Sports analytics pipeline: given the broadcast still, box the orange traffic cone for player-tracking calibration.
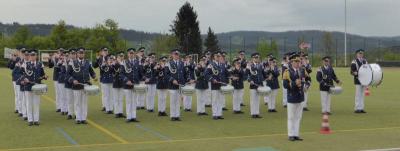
[365,87,370,96]
[320,113,331,134]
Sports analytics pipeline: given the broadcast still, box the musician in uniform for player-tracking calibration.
[208,51,225,120]
[183,54,196,112]
[49,48,63,112]
[281,52,290,108]
[237,50,247,106]
[230,58,245,114]
[99,53,114,114]
[204,51,212,107]
[265,57,280,112]
[93,47,110,111]
[57,49,69,115]
[136,47,146,109]
[166,49,187,121]
[195,56,209,115]
[122,48,139,122]
[316,56,341,115]
[220,51,230,111]
[351,49,368,113]
[144,53,157,112]
[65,48,77,120]
[263,53,273,105]
[112,51,126,119]
[247,53,265,118]
[16,49,30,120]
[155,56,169,116]
[300,53,312,111]
[283,53,308,141]
[67,47,96,124]
[8,47,23,114]
[19,49,47,126]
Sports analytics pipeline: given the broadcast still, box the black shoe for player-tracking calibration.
[294,136,303,141]
[323,112,332,115]
[28,122,33,126]
[360,110,367,113]
[115,114,122,118]
[170,117,176,121]
[175,117,181,121]
[303,108,309,111]
[212,116,219,120]
[14,110,18,113]
[222,108,228,111]
[233,111,244,114]
[264,102,268,105]
[252,115,262,118]
[283,105,287,108]
[205,105,211,107]
[61,112,66,115]
[18,113,23,117]
[56,109,61,112]
[158,112,163,116]
[76,120,81,124]
[101,107,106,111]
[81,120,87,124]
[162,112,168,116]
[136,107,141,110]
[140,107,145,109]
[354,110,361,113]
[288,136,296,141]
[34,122,40,126]
[106,111,113,114]
[217,116,224,119]
[67,115,73,120]
[269,109,277,112]
[23,117,27,121]
[240,103,246,106]
[147,109,154,112]
[184,109,192,112]
[126,119,132,123]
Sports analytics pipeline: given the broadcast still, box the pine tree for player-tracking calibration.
[170,2,202,55]
[204,27,219,52]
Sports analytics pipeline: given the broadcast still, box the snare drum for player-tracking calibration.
[84,85,100,95]
[257,86,271,96]
[181,85,195,96]
[134,84,147,94]
[329,86,343,95]
[220,85,234,95]
[31,84,48,95]
[358,63,383,86]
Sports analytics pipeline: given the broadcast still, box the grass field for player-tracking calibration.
[0,67,399,151]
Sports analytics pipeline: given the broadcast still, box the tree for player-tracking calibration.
[204,27,219,52]
[50,20,69,49]
[11,26,32,47]
[151,34,178,56]
[322,32,334,56]
[170,2,202,55]
[256,38,270,59]
[104,19,120,50]
[26,36,54,49]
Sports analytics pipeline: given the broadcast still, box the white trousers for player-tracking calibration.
[146,84,156,110]
[196,89,207,113]
[58,83,68,112]
[73,90,88,121]
[55,81,61,110]
[282,83,288,106]
[355,85,366,110]
[124,89,137,119]
[205,82,212,105]
[250,89,260,115]
[25,91,40,122]
[136,93,146,108]
[65,88,74,116]
[169,90,181,118]
[221,93,226,108]
[233,89,244,111]
[211,90,223,116]
[157,89,168,112]
[101,83,113,112]
[183,95,192,110]
[267,89,279,110]
[20,90,27,117]
[287,103,304,137]
[13,82,20,111]
[113,88,124,114]
[320,91,331,113]
[302,91,309,108]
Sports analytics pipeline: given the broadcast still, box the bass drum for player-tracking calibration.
[358,64,383,86]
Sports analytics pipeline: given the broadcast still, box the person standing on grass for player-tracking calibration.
[68,47,96,124]
[207,51,225,120]
[155,56,169,116]
[246,52,265,119]
[230,58,246,114]
[65,48,77,120]
[20,49,47,126]
[351,49,368,113]
[281,52,290,108]
[283,53,308,141]
[316,56,341,115]
[183,54,196,112]
[92,47,110,112]
[300,53,312,111]
[48,48,63,113]
[122,48,139,122]
[8,47,23,115]
[237,50,248,107]
[194,56,209,116]
[144,53,158,112]
[265,56,280,113]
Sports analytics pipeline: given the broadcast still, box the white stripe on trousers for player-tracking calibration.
[233,89,244,111]
[302,91,309,108]
[250,89,260,115]
[169,90,181,118]
[25,91,40,122]
[157,89,168,112]
[205,82,212,105]
[146,84,156,110]
[183,95,192,110]
[65,88,74,116]
[320,91,331,113]
[355,85,366,110]
[20,90,27,117]
[101,83,113,112]
[196,89,206,113]
[267,89,278,110]
[211,90,223,116]
[287,102,303,137]
[13,82,20,111]
[73,90,88,121]
[55,81,60,110]
[58,83,68,112]
[113,88,124,114]
[124,89,136,119]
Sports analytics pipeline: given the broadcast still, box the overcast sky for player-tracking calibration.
[0,0,399,37]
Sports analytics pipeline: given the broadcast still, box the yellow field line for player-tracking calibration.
[1,74,129,144]
[2,126,400,151]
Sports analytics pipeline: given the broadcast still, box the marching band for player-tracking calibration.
[8,46,383,142]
